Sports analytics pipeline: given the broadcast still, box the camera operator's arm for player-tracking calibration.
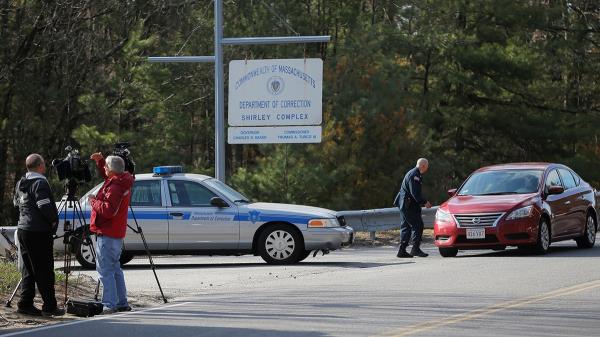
[33,179,59,227]
[90,184,128,220]
[91,152,108,180]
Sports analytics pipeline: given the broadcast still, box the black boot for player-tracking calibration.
[410,243,428,257]
[397,245,413,258]
[42,307,65,317]
[17,305,42,316]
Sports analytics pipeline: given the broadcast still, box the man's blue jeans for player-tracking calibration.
[95,236,128,310]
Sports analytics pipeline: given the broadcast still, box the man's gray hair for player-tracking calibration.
[105,155,125,174]
[416,158,429,167]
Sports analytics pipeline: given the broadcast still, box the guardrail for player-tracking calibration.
[338,206,438,235]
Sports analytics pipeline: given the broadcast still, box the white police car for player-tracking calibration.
[68,166,354,268]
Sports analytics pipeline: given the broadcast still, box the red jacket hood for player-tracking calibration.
[442,193,538,214]
[110,172,135,189]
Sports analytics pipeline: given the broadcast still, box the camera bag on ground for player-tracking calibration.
[66,299,103,317]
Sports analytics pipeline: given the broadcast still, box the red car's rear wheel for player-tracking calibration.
[575,213,596,249]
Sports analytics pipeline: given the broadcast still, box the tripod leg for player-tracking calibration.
[62,198,82,305]
[73,201,102,302]
[94,280,101,301]
[129,205,167,303]
[5,278,22,308]
[73,200,98,263]
[63,222,71,305]
[137,227,167,303]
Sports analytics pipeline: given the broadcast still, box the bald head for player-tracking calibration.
[26,154,46,174]
[416,158,429,174]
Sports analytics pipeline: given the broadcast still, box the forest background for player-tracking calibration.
[1,0,599,224]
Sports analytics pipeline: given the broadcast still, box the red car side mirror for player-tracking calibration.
[547,185,565,195]
[447,188,457,197]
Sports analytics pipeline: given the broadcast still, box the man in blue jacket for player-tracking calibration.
[394,158,432,258]
[13,154,64,317]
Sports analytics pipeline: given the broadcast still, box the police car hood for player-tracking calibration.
[246,202,337,218]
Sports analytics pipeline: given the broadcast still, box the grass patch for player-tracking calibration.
[0,261,67,298]
[0,261,21,297]
[55,270,66,283]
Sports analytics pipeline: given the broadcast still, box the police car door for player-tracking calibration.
[166,179,239,250]
[125,179,169,250]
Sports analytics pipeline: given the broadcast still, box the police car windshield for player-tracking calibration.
[458,169,543,196]
[203,179,251,203]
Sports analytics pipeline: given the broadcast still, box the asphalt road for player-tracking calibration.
[2,237,600,337]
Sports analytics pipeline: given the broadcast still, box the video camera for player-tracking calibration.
[112,142,135,176]
[52,146,92,182]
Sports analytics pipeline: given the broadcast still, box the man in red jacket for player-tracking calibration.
[89,153,134,314]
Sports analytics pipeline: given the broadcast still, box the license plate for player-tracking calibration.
[466,228,485,239]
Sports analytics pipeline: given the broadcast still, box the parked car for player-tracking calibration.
[434,163,597,257]
[1,166,353,268]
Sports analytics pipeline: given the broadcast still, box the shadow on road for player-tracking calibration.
[122,261,413,270]
[152,308,345,320]
[62,260,413,272]
[0,322,331,337]
[455,245,600,258]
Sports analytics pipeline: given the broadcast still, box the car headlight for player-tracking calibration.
[308,218,339,228]
[506,205,534,220]
[435,209,453,223]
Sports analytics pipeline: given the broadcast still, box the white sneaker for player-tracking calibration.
[101,307,117,315]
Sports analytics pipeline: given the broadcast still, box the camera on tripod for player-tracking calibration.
[52,146,92,183]
[112,142,135,175]
[51,146,92,256]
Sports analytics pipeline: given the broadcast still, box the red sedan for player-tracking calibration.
[434,163,598,257]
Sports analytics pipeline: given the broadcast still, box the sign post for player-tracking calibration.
[148,0,329,182]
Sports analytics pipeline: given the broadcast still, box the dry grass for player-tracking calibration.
[0,264,99,329]
[0,261,21,298]
[353,229,434,247]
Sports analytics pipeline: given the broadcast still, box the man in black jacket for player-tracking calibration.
[13,154,64,317]
[393,158,432,258]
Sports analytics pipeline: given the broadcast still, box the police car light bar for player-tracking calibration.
[153,166,184,175]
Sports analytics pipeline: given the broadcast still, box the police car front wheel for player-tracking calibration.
[258,224,303,264]
[76,240,96,269]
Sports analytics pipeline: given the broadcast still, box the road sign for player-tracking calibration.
[228,58,323,126]
[228,126,322,144]
[149,0,330,181]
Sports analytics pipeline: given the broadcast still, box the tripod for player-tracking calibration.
[92,200,168,303]
[56,179,95,305]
